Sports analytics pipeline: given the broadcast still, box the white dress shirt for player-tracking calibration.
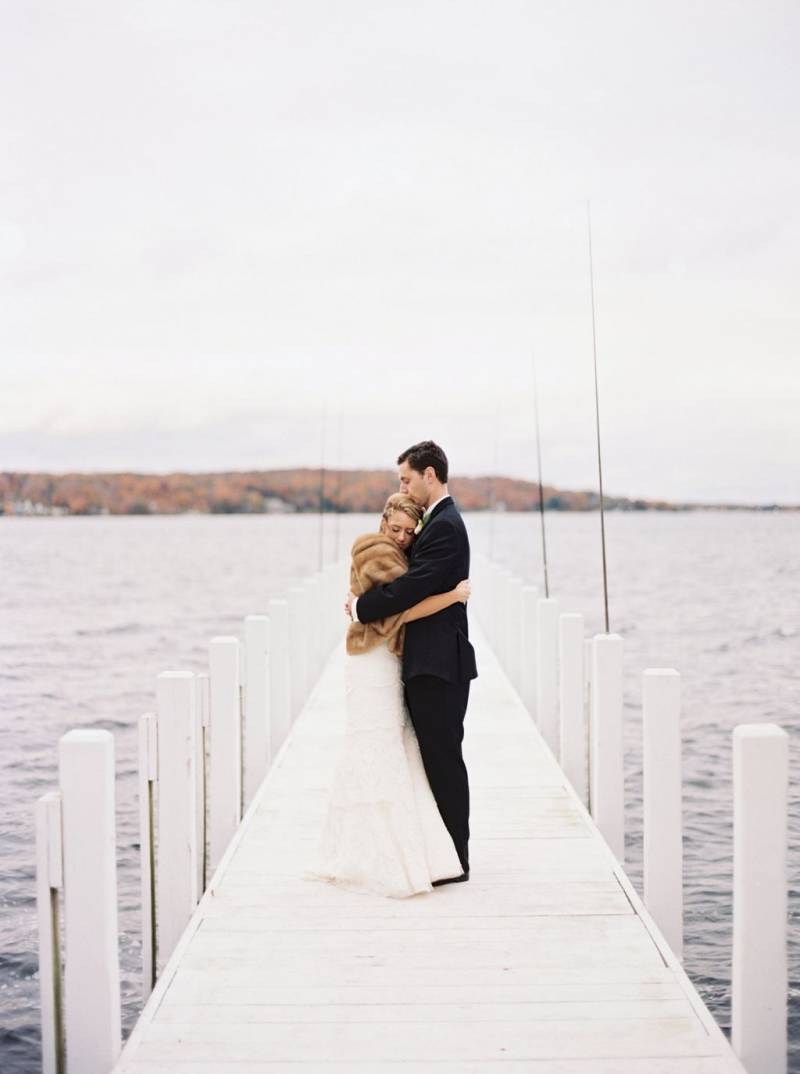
[422,493,450,519]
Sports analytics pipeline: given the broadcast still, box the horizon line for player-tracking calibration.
[3,465,798,511]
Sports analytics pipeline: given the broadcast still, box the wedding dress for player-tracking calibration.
[310,641,463,898]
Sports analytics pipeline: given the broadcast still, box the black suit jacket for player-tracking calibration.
[355,496,478,684]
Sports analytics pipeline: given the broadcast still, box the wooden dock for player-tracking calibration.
[113,623,747,1073]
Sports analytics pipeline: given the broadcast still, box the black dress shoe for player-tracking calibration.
[432,870,469,887]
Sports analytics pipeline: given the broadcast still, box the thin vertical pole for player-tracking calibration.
[587,201,610,634]
[146,778,156,973]
[318,409,326,571]
[197,672,210,894]
[489,400,499,559]
[333,409,343,561]
[532,352,550,598]
[137,712,157,998]
[35,789,65,1074]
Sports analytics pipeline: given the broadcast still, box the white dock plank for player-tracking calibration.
[112,624,745,1073]
[131,1017,719,1062]
[155,999,694,1023]
[116,1060,739,1074]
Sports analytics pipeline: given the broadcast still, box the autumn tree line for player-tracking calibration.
[0,468,760,517]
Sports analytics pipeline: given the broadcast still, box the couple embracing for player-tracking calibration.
[311,440,478,898]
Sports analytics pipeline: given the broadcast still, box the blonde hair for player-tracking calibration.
[381,492,423,527]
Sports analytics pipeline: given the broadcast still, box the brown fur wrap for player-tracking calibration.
[346,532,409,657]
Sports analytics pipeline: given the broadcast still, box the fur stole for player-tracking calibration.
[346,532,409,657]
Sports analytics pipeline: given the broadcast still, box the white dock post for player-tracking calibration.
[519,585,539,717]
[489,562,503,653]
[317,570,329,669]
[300,579,314,691]
[208,637,242,875]
[469,554,484,626]
[288,585,309,718]
[480,560,492,641]
[732,723,788,1074]
[536,597,560,755]
[305,575,318,684]
[303,578,316,695]
[196,673,209,895]
[472,555,487,631]
[320,567,331,654]
[335,560,347,651]
[244,615,270,809]
[483,561,495,650]
[155,672,199,970]
[327,562,343,653]
[322,564,334,654]
[336,560,347,641]
[505,575,523,690]
[305,574,321,688]
[642,669,683,959]
[269,598,292,752]
[479,559,491,638]
[329,566,338,653]
[584,637,594,812]
[35,789,64,1074]
[58,729,121,1074]
[137,712,157,998]
[590,633,624,861]
[559,613,586,805]
[494,566,511,672]
[330,563,346,658]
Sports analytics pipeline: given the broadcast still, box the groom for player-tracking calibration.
[346,440,477,883]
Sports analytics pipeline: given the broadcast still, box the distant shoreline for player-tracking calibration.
[1,468,797,516]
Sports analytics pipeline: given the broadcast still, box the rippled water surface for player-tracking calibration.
[1,512,797,1072]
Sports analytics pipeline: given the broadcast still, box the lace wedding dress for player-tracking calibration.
[309,641,463,898]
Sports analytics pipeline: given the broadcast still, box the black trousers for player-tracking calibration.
[404,675,471,873]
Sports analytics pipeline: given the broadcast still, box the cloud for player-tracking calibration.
[1,0,798,502]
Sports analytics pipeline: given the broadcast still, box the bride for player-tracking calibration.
[310,492,470,898]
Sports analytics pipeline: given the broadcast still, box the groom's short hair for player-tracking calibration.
[397,440,449,484]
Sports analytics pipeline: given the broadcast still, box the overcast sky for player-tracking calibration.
[2,1,798,503]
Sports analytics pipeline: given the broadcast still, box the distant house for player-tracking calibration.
[264,497,296,513]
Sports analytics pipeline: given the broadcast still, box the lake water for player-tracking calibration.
[1,511,797,1072]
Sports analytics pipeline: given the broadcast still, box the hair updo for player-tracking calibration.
[381,492,423,527]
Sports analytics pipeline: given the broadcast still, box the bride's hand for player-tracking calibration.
[455,579,471,603]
